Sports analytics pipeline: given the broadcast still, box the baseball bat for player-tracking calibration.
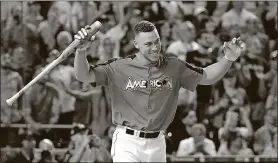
[6,21,102,106]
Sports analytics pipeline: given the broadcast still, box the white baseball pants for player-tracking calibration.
[111,125,167,162]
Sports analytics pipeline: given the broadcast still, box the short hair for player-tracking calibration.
[179,107,194,119]
[134,20,156,36]
[57,31,72,44]
[179,21,195,30]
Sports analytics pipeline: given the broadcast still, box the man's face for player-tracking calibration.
[246,19,259,33]
[192,128,205,144]
[247,37,263,55]
[232,1,244,11]
[198,32,215,48]
[22,136,36,154]
[58,36,71,50]
[134,29,161,63]
[30,3,41,13]
[182,110,197,126]
[12,47,25,69]
[226,111,239,128]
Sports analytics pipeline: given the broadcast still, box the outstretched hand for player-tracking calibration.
[223,37,243,62]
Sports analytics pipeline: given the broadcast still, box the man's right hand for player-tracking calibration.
[74,26,97,50]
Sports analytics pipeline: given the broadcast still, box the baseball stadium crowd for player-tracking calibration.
[1,1,277,162]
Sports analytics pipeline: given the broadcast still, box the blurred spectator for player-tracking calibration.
[265,50,277,110]
[177,87,197,110]
[158,21,172,52]
[218,108,253,155]
[47,31,75,126]
[66,81,94,126]
[206,64,250,149]
[256,1,278,41]
[98,22,128,59]
[221,1,257,29]
[242,36,271,130]
[186,29,217,122]
[37,3,70,65]
[217,131,254,156]
[253,109,277,156]
[63,124,111,162]
[49,1,71,32]
[24,66,61,144]
[241,17,270,60]
[91,86,112,136]
[37,139,57,163]
[1,53,24,147]
[166,21,199,61]
[102,125,116,151]
[2,3,26,52]
[3,129,36,163]
[185,6,210,34]
[24,1,43,68]
[45,31,76,146]
[71,1,85,34]
[167,107,197,154]
[176,123,216,156]
[9,45,33,85]
[1,53,24,124]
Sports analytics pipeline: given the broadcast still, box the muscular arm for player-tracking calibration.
[199,57,233,85]
[74,49,96,83]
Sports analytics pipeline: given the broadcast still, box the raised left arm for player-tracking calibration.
[199,37,242,85]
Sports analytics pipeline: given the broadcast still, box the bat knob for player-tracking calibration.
[6,92,21,106]
[6,98,13,106]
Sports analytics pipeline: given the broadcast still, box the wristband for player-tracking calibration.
[224,55,235,62]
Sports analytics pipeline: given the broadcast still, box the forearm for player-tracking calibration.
[258,79,268,99]
[23,108,37,124]
[74,49,91,82]
[221,123,230,140]
[265,95,274,109]
[243,117,254,137]
[237,67,251,87]
[207,104,223,118]
[201,57,233,85]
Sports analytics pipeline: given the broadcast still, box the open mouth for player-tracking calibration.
[150,52,158,56]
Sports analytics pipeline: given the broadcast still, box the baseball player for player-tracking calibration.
[73,20,243,162]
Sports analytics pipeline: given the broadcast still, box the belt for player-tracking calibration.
[125,128,160,138]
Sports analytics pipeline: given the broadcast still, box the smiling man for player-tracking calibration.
[73,20,243,162]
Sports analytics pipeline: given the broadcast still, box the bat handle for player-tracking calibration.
[6,91,23,106]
